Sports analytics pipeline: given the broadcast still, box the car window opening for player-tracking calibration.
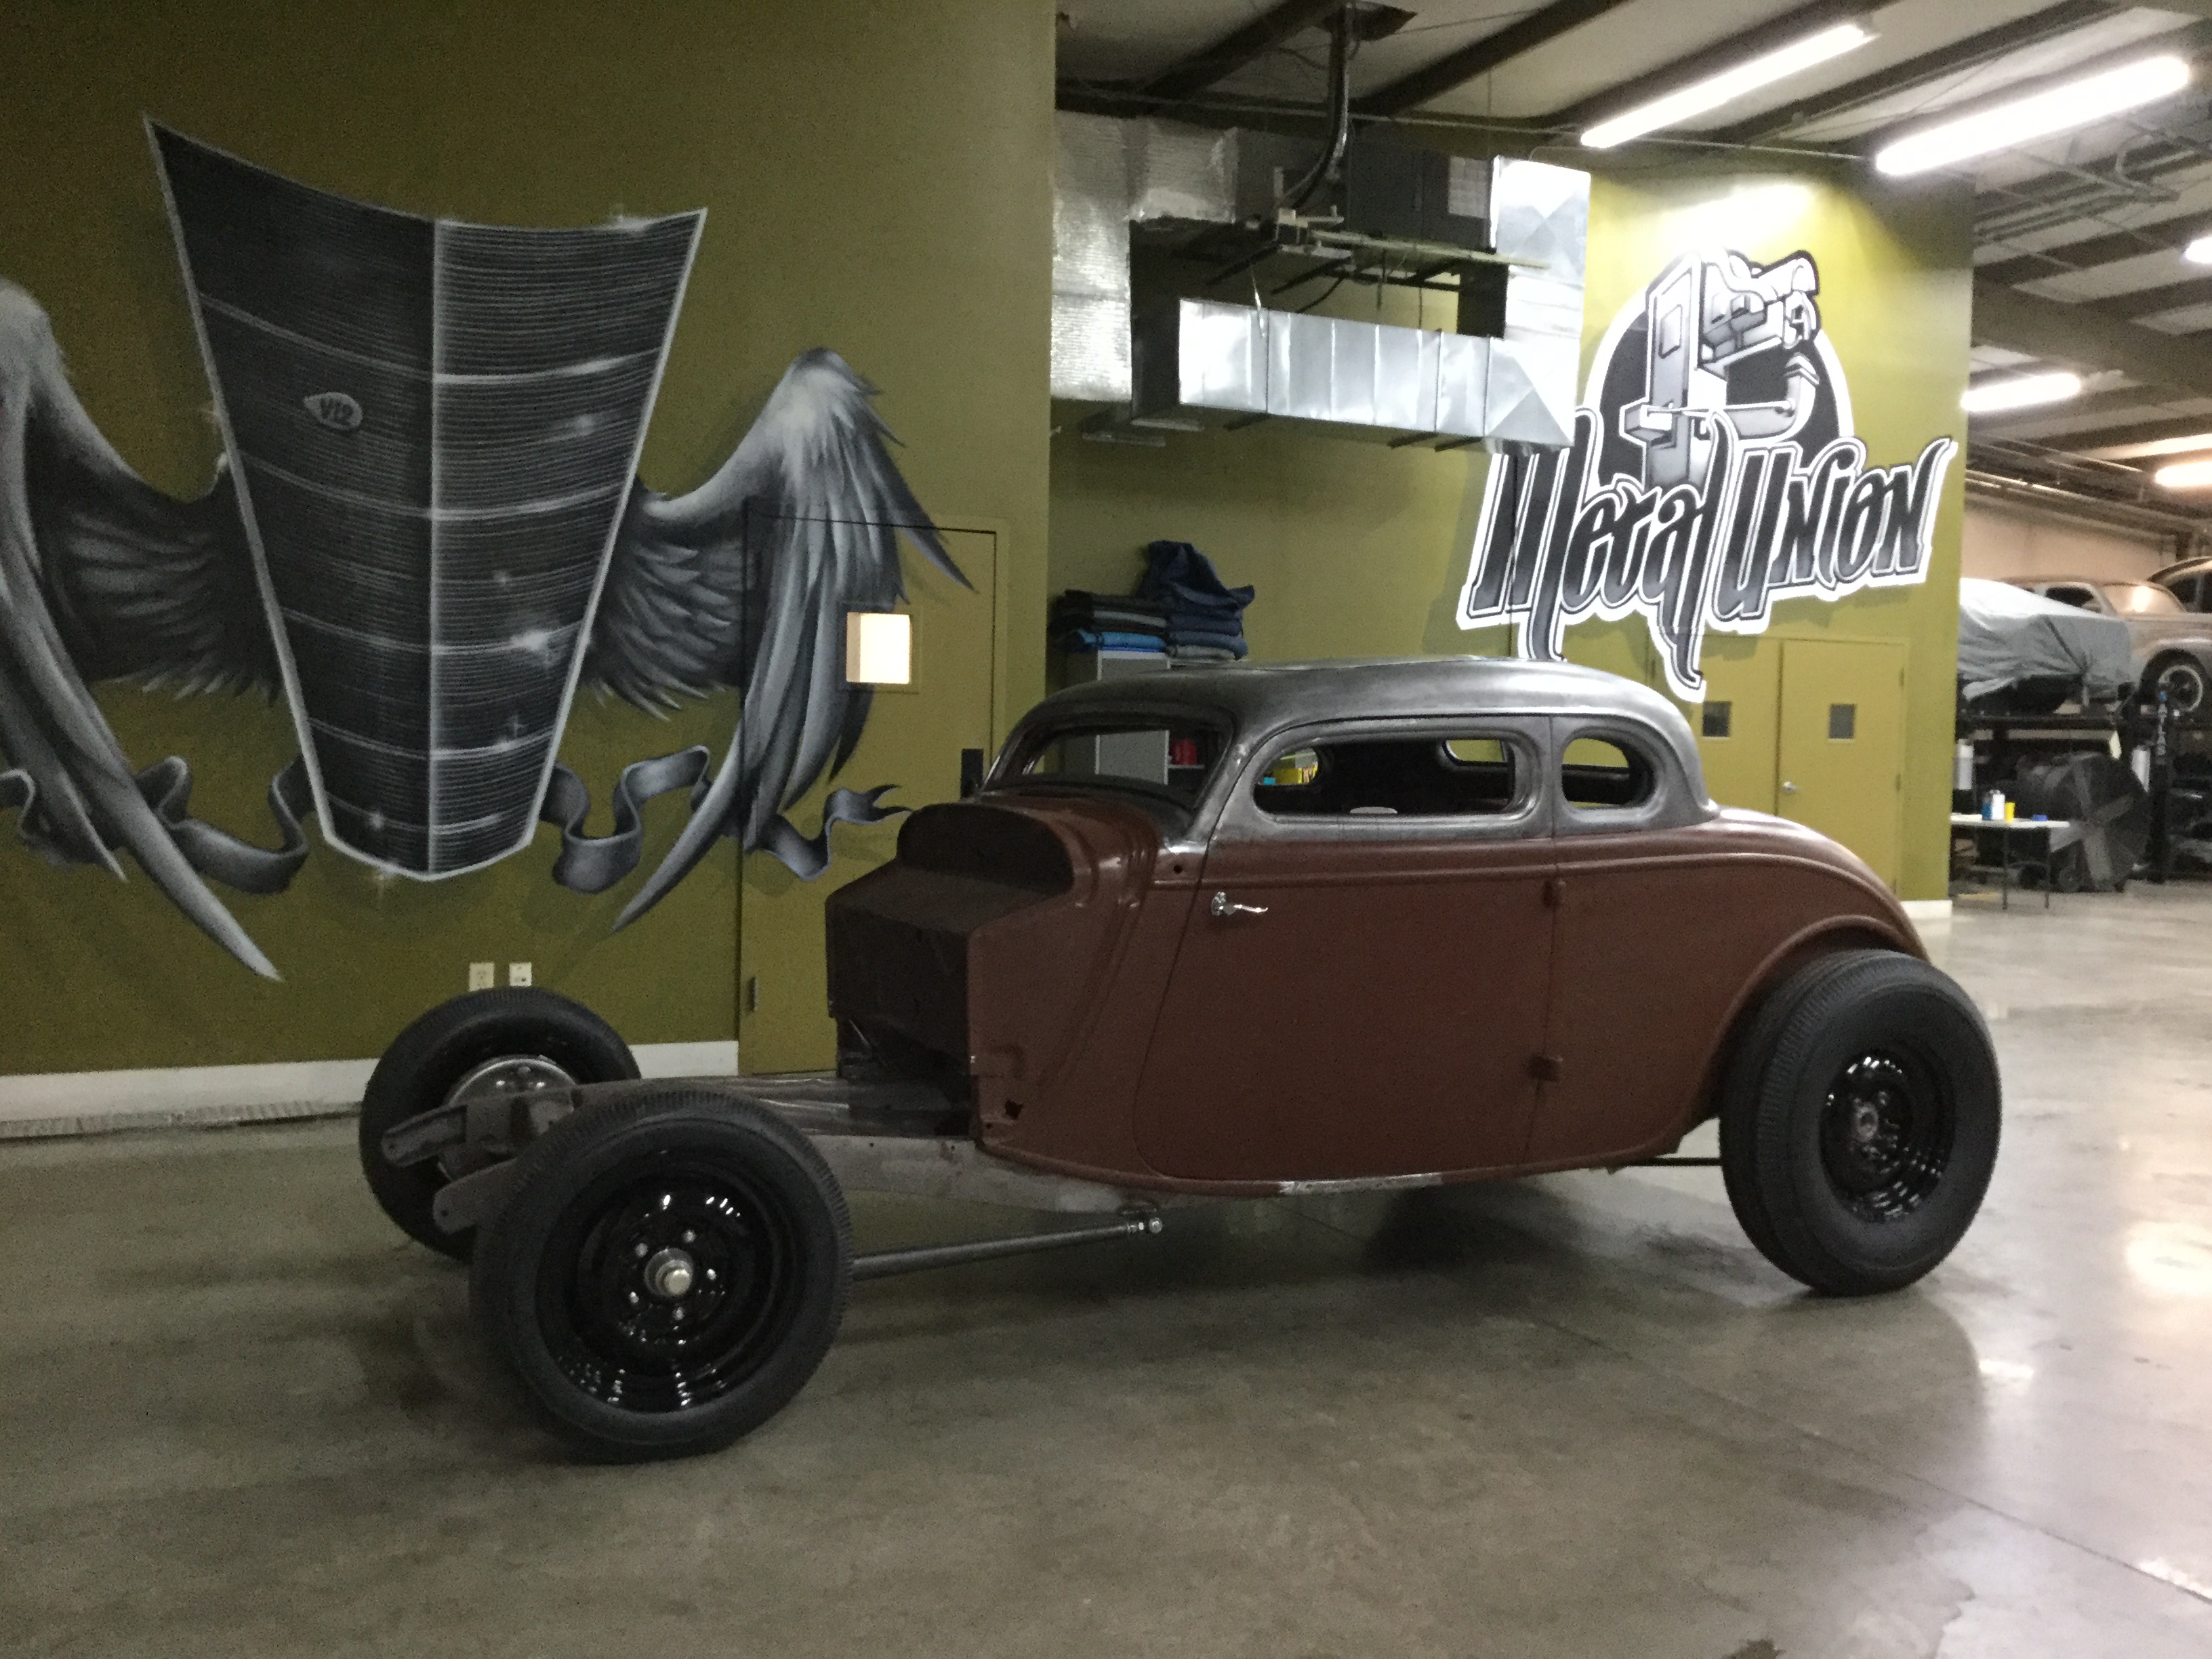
[1560,735,1654,810]
[1014,722,1225,810]
[1256,734,1521,818]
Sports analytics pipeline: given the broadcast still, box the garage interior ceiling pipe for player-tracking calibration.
[1964,469,2208,546]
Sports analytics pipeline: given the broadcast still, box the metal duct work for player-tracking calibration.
[1051,113,1234,403]
[1130,157,1589,447]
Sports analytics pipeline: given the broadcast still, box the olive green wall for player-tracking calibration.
[0,0,1053,1074]
[1051,161,1972,901]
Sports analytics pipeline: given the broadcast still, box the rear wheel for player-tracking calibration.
[470,1089,851,1460]
[359,989,638,1261]
[1719,951,2000,1295]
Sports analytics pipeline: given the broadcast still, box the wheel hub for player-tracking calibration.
[1819,1050,1954,1223]
[644,1248,696,1299]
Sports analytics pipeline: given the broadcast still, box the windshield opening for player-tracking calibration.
[2107,583,2183,616]
[996,718,1229,811]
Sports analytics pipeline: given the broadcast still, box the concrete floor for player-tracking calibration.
[5,893,2212,1658]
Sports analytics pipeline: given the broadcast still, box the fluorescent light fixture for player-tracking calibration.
[1875,55,2192,177]
[844,610,912,685]
[2186,234,2212,266]
[1960,371,2081,414]
[2154,458,2212,491]
[1581,22,1875,149]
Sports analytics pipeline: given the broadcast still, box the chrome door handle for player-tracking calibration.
[1781,781,1800,794]
[1210,891,1269,919]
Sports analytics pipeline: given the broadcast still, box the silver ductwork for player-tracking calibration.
[1129,159,1589,446]
[1051,106,1590,449]
[1051,113,1235,404]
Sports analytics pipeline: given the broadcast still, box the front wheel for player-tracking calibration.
[359,989,640,1261]
[2150,655,2208,715]
[470,1088,852,1460]
[1719,951,2000,1296]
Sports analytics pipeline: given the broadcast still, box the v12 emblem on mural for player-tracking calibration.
[1457,247,1955,700]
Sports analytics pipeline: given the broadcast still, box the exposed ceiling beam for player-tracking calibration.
[1978,211,2212,288]
[2099,272,2212,322]
[1974,275,2212,399]
[1549,0,1871,132]
[2059,411,2212,453]
[1969,385,2162,432]
[1355,0,1636,119]
[1707,0,2116,146]
[1139,0,1348,103]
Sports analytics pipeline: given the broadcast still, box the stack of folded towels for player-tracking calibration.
[1141,539,1252,662]
[1050,589,1170,657]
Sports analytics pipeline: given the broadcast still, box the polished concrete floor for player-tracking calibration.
[5,892,2212,1658]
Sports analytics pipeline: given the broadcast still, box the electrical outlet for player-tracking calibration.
[468,962,495,991]
[508,962,533,987]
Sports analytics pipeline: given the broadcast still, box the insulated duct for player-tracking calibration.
[1130,159,1589,446]
[1051,113,1235,403]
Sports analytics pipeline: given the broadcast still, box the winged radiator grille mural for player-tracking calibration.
[0,123,967,979]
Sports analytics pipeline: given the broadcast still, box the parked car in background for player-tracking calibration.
[2005,577,2212,713]
[2151,555,2212,615]
[1958,578,2133,715]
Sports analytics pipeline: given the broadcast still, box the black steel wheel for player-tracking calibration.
[1720,950,2000,1296]
[470,1089,851,1459]
[359,989,639,1261]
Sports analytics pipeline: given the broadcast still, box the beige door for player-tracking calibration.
[737,526,997,1073]
[1690,640,1780,812]
[1777,638,1907,889]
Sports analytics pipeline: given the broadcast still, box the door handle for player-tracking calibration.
[1781,781,1800,794]
[1209,891,1269,920]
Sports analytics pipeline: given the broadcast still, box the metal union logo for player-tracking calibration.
[1456,248,1956,700]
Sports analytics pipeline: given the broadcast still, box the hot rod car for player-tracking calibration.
[359,658,1999,1458]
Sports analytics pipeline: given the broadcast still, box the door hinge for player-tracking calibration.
[744,976,760,1015]
[1530,1053,1565,1083]
[1542,876,1565,909]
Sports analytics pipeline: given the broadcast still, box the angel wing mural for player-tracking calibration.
[0,125,966,979]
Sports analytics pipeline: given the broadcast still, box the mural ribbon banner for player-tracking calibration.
[1458,247,1956,700]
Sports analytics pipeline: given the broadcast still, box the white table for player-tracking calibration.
[1949,813,2087,909]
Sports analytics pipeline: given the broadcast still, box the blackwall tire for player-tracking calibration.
[1719,951,2000,1296]
[359,989,639,1261]
[469,1089,851,1460]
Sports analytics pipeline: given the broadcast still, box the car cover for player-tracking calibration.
[1957,577,2133,703]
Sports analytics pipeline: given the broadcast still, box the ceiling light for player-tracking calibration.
[2186,234,2212,265]
[1581,22,1876,149]
[1875,56,2192,177]
[2154,458,2212,491]
[1961,371,2082,414]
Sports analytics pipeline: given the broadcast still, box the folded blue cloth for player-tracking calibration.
[1054,629,1168,655]
[1168,627,1248,651]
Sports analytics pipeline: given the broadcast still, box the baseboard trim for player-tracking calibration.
[0,1040,740,1140]
[1902,899,1953,920]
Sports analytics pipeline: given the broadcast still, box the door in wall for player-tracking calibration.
[1776,638,1907,889]
[737,525,997,1074]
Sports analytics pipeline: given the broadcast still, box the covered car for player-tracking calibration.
[1958,577,2133,713]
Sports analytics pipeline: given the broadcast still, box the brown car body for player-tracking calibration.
[827,658,1920,1198]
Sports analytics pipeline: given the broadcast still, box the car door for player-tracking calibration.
[1530,720,1768,1166]
[1132,718,1555,1183]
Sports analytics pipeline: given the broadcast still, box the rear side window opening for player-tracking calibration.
[1254,733,1523,818]
[1559,735,1656,811]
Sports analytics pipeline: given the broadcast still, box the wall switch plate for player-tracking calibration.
[468,962,495,991]
[508,962,533,987]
